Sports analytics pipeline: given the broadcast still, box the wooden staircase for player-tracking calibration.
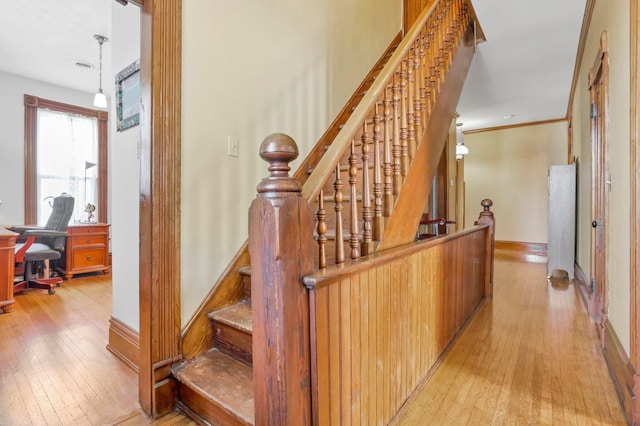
[171,34,403,426]
[173,279,255,424]
[172,0,484,424]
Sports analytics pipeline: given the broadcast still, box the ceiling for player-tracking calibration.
[0,0,585,132]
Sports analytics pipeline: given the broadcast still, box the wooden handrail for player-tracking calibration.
[304,224,488,290]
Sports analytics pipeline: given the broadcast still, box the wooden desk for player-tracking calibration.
[0,227,17,313]
[57,223,110,280]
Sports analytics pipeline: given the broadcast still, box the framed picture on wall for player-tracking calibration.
[115,59,140,132]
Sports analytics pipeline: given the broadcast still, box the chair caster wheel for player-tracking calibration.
[56,282,62,287]
[48,289,55,295]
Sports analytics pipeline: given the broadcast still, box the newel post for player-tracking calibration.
[475,199,495,297]
[249,133,313,425]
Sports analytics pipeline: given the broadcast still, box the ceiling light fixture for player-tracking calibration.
[93,35,109,108]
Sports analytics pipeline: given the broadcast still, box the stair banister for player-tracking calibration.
[300,0,442,203]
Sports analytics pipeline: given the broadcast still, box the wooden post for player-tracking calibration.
[249,133,313,425]
[475,199,495,297]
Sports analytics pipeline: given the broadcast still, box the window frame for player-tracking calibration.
[24,94,108,224]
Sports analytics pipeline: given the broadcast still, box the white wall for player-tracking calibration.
[0,70,98,225]
[109,3,141,331]
[571,0,630,353]
[181,0,402,325]
[463,121,568,243]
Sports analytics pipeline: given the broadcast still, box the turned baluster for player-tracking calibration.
[372,103,384,241]
[348,141,360,259]
[334,164,345,264]
[413,42,423,147]
[400,63,410,178]
[316,190,327,269]
[418,31,429,126]
[407,53,417,161]
[361,121,373,255]
[383,87,394,218]
[392,73,402,196]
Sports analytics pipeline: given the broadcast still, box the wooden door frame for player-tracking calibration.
[131,0,182,417]
[588,31,609,343]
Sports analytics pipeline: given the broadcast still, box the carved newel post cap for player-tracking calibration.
[257,133,302,194]
[481,199,493,212]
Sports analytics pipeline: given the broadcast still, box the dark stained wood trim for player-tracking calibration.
[574,261,590,311]
[602,320,635,423]
[566,0,597,120]
[23,95,108,224]
[462,118,567,135]
[138,0,182,417]
[494,240,548,255]
[631,0,640,422]
[107,316,140,373]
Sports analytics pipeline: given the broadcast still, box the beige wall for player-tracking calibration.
[463,122,568,244]
[181,0,402,325]
[570,0,631,353]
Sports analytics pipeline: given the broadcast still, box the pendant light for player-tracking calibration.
[93,35,109,108]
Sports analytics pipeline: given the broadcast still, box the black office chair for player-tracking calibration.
[11,194,74,295]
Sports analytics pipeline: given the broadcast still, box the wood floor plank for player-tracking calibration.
[0,273,140,425]
[394,259,627,425]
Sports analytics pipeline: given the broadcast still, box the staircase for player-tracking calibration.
[172,0,483,423]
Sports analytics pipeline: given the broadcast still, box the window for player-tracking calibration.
[24,95,108,225]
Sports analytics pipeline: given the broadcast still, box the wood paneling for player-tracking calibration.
[108,316,140,373]
[305,225,489,425]
[138,0,182,417]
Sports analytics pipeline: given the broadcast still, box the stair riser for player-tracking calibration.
[179,385,253,426]
[213,322,253,365]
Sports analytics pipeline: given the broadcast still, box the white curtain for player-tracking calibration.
[36,109,98,225]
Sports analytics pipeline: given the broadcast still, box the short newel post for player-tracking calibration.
[475,199,495,297]
[249,133,313,425]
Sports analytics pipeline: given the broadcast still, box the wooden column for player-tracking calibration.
[138,0,182,417]
[249,134,313,425]
[475,199,495,297]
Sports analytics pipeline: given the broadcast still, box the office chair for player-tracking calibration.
[11,194,74,295]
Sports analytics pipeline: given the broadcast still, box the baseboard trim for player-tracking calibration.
[602,319,634,423]
[494,240,547,263]
[107,316,140,373]
[573,262,590,309]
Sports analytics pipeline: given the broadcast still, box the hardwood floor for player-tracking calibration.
[0,273,140,425]
[1,259,627,425]
[394,259,627,425]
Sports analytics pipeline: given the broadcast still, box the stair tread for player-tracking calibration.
[238,266,251,276]
[174,349,254,424]
[209,300,253,334]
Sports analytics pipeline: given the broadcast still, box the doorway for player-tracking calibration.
[588,30,609,346]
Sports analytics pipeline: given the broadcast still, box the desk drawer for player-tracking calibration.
[72,248,105,269]
[70,235,106,248]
